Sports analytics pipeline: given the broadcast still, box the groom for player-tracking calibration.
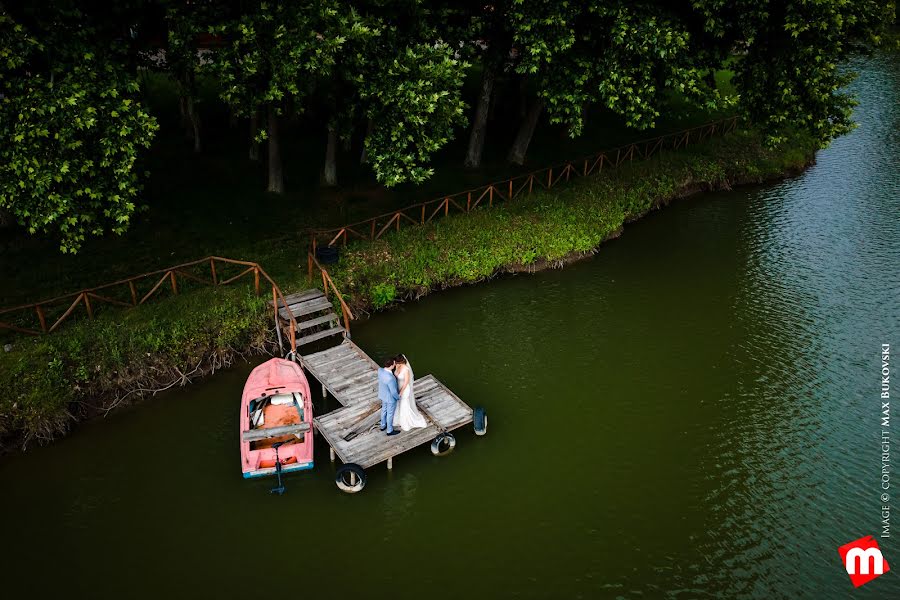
[378,357,402,436]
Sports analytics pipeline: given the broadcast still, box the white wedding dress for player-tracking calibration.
[393,362,427,431]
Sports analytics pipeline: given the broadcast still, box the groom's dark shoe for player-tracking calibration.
[379,426,386,431]
[387,430,401,436]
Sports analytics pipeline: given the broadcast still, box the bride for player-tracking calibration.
[392,354,427,431]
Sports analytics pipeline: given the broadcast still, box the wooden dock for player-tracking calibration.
[274,289,347,347]
[295,338,476,492]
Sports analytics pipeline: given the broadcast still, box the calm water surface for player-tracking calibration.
[1,52,898,598]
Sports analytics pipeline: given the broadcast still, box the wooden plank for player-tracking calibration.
[303,343,352,363]
[297,326,345,346]
[278,298,332,320]
[304,343,357,365]
[288,294,331,311]
[305,353,363,374]
[279,289,325,305]
[297,312,338,331]
[241,422,311,442]
[289,298,334,317]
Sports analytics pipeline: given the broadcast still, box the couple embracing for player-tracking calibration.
[377,354,427,435]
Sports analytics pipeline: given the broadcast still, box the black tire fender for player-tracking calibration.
[430,432,456,456]
[335,463,366,493]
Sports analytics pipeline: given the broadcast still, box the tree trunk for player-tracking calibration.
[705,69,717,91]
[0,206,14,229]
[249,111,260,161]
[185,97,200,153]
[322,125,338,186]
[178,95,188,129]
[507,98,544,166]
[185,69,200,152]
[518,75,528,119]
[267,104,284,194]
[360,118,374,164]
[464,63,496,168]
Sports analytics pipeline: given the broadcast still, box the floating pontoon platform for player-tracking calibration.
[298,340,474,470]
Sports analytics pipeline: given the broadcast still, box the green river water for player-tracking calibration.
[1,52,898,599]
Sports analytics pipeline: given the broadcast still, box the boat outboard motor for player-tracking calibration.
[270,441,286,495]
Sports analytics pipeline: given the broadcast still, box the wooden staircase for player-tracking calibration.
[272,289,346,347]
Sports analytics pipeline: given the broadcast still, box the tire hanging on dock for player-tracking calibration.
[473,406,487,436]
[335,463,366,493]
[430,432,456,456]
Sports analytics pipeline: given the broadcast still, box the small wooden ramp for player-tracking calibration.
[270,289,346,347]
[298,339,474,470]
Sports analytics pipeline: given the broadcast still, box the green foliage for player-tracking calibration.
[693,0,896,147]
[325,128,817,309]
[0,286,269,446]
[370,282,397,308]
[362,42,469,186]
[0,12,158,253]
[208,1,348,124]
[517,2,729,137]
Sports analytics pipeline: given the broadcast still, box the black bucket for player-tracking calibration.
[315,245,340,265]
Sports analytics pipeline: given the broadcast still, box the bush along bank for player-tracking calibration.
[0,286,271,451]
[323,128,818,314]
[0,127,816,452]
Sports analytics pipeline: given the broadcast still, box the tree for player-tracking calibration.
[693,0,896,147]
[454,0,578,167]
[361,41,468,186]
[314,1,468,187]
[0,10,158,253]
[209,1,347,193]
[164,2,209,153]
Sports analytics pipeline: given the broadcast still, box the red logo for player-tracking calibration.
[838,535,890,588]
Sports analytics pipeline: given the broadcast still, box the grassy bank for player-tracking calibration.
[0,286,270,449]
[0,126,816,451]
[322,129,817,313]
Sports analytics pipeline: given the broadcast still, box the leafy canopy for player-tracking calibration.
[0,12,158,253]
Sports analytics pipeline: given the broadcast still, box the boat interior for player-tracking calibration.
[248,392,306,451]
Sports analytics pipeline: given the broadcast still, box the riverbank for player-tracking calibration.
[0,126,817,452]
[325,129,817,315]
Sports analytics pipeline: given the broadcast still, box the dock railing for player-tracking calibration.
[307,252,354,335]
[0,256,299,352]
[308,115,740,252]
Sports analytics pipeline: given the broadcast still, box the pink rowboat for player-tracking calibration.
[240,358,314,479]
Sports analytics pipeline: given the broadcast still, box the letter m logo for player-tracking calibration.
[838,535,890,588]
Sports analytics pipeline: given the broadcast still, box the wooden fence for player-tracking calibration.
[0,256,300,353]
[307,252,354,332]
[310,115,740,251]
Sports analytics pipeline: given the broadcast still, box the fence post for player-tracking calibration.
[253,267,260,296]
[35,305,47,333]
[129,280,138,305]
[488,187,493,207]
[508,179,513,200]
[467,192,471,212]
[307,252,313,282]
[84,293,93,319]
[210,258,218,286]
[548,168,553,188]
[170,271,178,295]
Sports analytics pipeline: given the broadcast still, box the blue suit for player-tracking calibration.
[378,367,400,433]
